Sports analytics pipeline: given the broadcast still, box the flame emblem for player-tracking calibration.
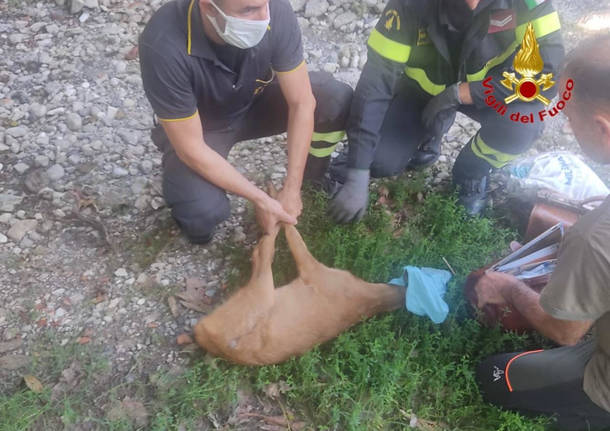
[384,10,400,31]
[501,22,555,105]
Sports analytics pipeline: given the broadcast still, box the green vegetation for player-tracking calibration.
[1,175,554,430]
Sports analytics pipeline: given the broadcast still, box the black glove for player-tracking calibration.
[421,83,461,134]
[328,168,370,223]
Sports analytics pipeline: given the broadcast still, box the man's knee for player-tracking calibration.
[310,72,354,127]
[476,353,512,407]
[477,107,544,155]
[369,137,415,178]
[170,194,231,243]
[453,125,542,182]
[370,157,408,178]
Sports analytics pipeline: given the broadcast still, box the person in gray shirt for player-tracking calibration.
[474,34,610,431]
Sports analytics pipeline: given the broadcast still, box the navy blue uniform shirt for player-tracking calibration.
[139,0,303,131]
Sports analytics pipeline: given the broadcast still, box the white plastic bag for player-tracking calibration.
[509,152,609,201]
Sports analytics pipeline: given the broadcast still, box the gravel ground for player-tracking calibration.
[1,0,609,415]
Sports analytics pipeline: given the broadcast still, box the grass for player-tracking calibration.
[0,175,555,430]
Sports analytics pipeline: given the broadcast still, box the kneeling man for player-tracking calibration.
[139,0,353,243]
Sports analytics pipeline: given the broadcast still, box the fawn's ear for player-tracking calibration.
[266,181,278,199]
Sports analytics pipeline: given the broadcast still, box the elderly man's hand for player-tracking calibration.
[474,271,521,309]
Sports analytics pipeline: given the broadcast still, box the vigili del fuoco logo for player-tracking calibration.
[483,22,573,124]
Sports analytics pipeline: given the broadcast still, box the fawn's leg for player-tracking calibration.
[195,229,279,350]
[283,224,321,278]
[249,228,279,286]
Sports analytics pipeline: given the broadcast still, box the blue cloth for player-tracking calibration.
[389,266,452,324]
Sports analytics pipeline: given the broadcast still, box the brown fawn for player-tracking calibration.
[194,224,406,365]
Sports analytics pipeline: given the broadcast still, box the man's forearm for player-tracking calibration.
[284,101,315,190]
[347,55,401,170]
[178,145,268,205]
[504,281,589,345]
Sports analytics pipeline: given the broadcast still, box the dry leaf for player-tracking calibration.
[128,1,145,9]
[0,338,22,354]
[176,334,194,345]
[77,336,91,344]
[168,296,180,318]
[377,195,388,206]
[23,375,43,393]
[263,381,290,399]
[264,383,280,399]
[178,300,210,313]
[93,294,107,304]
[124,45,139,60]
[178,343,199,354]
[0,354,29,370]
[176,277,212,313]
[186,277,205,290]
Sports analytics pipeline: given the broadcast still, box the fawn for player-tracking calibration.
[194,224,405,365]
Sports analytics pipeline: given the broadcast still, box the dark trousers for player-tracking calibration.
[476,339,610,431]
[368,81,544,183]
[151,71,353,242]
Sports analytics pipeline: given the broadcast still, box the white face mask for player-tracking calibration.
[207,1,270,49]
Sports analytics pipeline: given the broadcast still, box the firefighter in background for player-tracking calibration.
[329,0,564,221]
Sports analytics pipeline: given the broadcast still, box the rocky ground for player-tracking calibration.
[1,0,609,427]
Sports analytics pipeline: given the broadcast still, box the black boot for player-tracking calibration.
[409,135,441,169]
[456,176,489,216]
[303,154,331,185]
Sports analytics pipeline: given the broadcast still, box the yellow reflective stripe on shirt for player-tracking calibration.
[471,133,518,168]
[467,41,519,82]
[186,0,195,55]
[404,67,446,96]
[158,111,198,122]
[515,11,561,41]
[312,130,345,144]
[367,28,411,63]
[467,11,561,82]
[309,143,338,158]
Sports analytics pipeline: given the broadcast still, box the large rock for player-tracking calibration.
[334,11,357,29]
[70,0,99,14]
[0,193,23,212]
[24,169,51,194]
[305,0,329,18]
[14,163,30,175]
[6,126,28,138]
[29,103,47,119]
[289,0,307,12]
[65,112,82,131]
[46,164,65,181]
[7,219,38,242]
